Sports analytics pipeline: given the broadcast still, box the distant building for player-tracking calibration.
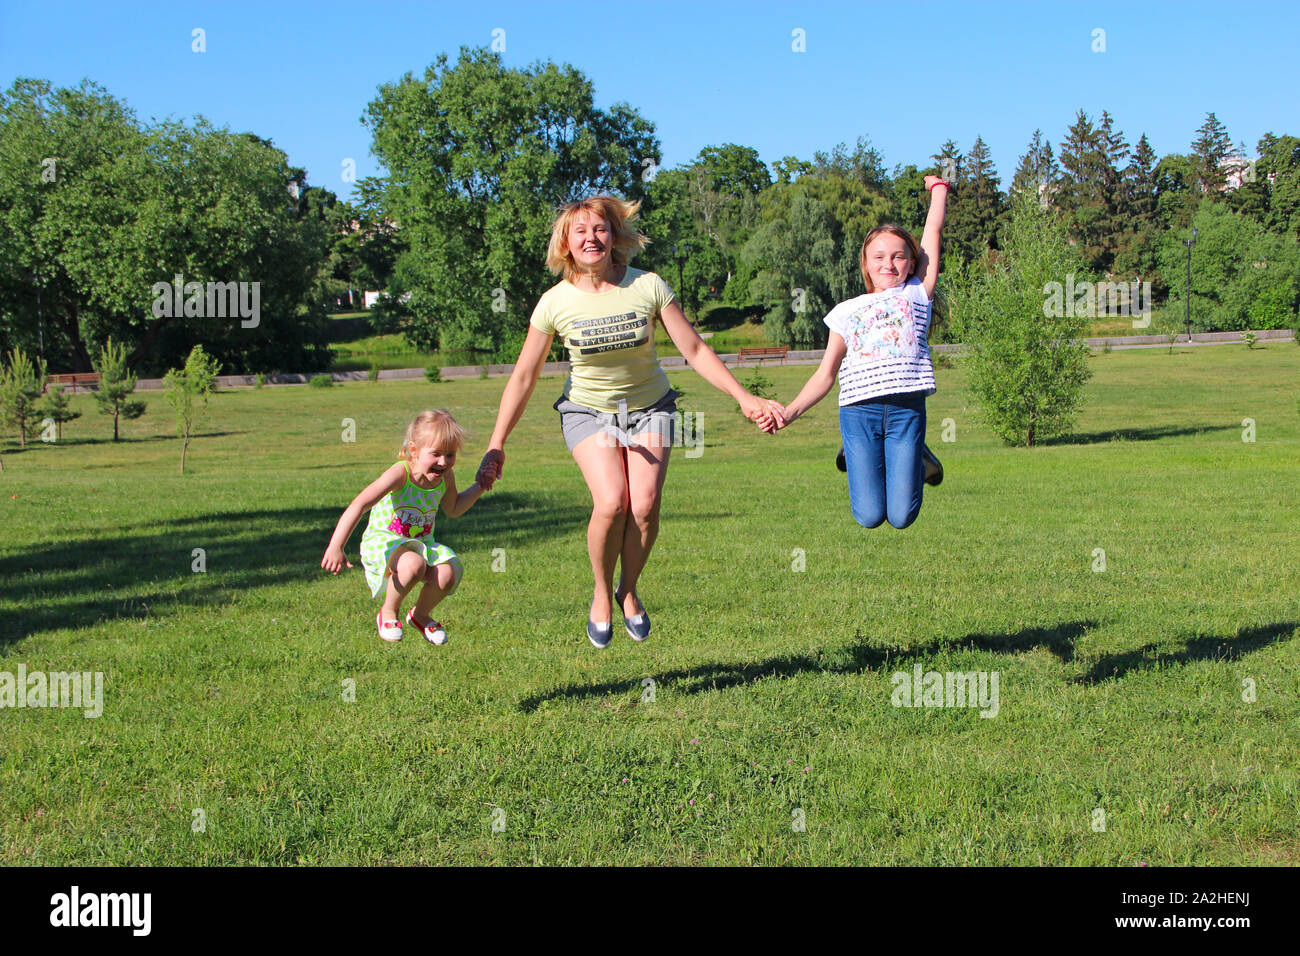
[1219,152,1256,192]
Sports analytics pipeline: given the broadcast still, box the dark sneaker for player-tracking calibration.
[835,447,846,472]
[922,444,943,486]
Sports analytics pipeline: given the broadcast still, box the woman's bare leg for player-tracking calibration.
[617,434,671,616]
[570,434,630,623]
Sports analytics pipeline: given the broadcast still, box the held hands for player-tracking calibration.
[740,393,786,434]
[321,545,353,575]
[476,448,504,491]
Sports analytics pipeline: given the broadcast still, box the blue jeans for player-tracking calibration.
[840,391,926,529]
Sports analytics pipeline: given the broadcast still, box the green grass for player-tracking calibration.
[2,345,1298,864]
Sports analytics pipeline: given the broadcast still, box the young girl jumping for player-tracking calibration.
[322,409,485,644]
[779,175,949,529]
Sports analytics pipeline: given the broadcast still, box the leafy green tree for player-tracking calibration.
[741,189,838,346]
[1153,152,1199,232]
[163,344,221,474]
[772,156,812,184]
[1158,202,1300,331]
[1248,277,1297,330]
[92,337,145,441]
[0,79,332,376]
[946,193,1092,446]
[363,47,659,353]
[0,346,46,447]
[814,137,890,191]
[694,144,771,197]
[38,383,79,440]
[891,164,930,233]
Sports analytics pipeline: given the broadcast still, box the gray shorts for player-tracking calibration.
[554,390,678,452]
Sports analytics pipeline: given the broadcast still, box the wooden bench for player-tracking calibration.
[46,372,101,394]
[737,346,790,366]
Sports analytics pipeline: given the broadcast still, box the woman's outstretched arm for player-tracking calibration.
[478,326,554,488]
[658,300,785,432]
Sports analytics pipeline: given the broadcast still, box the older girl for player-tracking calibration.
[779,176,949,529]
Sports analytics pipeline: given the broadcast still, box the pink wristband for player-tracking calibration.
[928,179,951,191]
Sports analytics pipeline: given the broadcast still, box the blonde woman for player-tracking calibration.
[477,196,784,648]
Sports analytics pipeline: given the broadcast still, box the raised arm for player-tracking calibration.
[917,176,950,300]
[658,299,785,431]
[478,325,554,487]
[322,463,406,573]
[781,333,847,426]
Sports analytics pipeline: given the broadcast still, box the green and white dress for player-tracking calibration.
[359,460,459,597]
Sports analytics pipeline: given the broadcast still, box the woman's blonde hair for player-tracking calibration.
[545,196,649,282]
[401,409,466,460]
[860,224,922,293]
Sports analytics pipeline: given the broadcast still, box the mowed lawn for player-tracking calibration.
[1,344,1297,865]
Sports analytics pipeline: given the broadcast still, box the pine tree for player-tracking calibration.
[951,136,1004,260]
[1058,110,1110,271]
[1011,130,1060,201]
[0,347,47,448]
[38,384,81,441]
[931,140,964,185]
[1191,112,1233,194]
[1114,134,1163,288]
[93,338,146,442]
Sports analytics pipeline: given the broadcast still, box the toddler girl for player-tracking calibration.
[322,409,484,643]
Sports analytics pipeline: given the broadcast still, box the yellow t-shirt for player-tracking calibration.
[530,267,675,413]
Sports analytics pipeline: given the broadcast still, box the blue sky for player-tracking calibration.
[3,0,1297,201]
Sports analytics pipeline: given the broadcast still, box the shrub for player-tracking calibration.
[308,374,334,388]
[424,365,442,384]
[945,192,1091,446]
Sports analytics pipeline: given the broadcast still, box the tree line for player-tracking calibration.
[2,48,1297,377]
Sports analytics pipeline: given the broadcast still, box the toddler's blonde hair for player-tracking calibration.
[546,196,649,282]
[401,409,466,460]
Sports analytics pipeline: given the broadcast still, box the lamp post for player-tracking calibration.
[673,243,691,321]
[33,269,44,365]
[1183,228,1197,343]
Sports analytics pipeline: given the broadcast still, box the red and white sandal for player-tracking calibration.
[376,612,404,643]
[406,609,448,645]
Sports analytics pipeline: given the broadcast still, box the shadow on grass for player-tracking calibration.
[1073,621,1297,684]
[518,620,1094,712]
[0,491,590,645]
[1044,423,1238,446]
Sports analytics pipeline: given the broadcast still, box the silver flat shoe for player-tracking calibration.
[615,588,650,642]
[587,619,613,649]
